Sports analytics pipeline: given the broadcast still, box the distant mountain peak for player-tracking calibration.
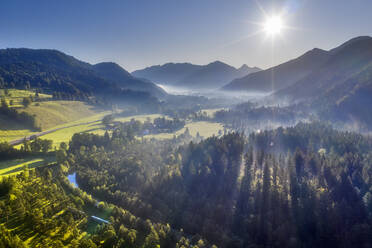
[93,62,133,79]
[238,64,261,71]
[222,46,331,92]
[239,64,249,70]
[297,47,328,59]
[341,36,372,44]
[207,60,231,68]
[95,61,118,66]
[133,60,258,89]
[209,60,225,65]
[310,47,327,53]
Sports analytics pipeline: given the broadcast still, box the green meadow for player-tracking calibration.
[0,156,56,177]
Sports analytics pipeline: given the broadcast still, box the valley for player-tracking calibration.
[2,37,372,246]
[1,2,372,247]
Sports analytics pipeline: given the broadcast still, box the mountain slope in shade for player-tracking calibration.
[222,48,331,92]
[269,36,372,128]
[132,61,260,89]
[276,36,372,101]
[92,62,167,98]
[177,61,261,89]
[320,64,372,127]
[132,62,203,85]
[0,48,110,95]
[0,48,165,99]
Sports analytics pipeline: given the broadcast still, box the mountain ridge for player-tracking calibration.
[0,48,166,99]
[222,47,331,92]
[272,36,372,127]
[132,61,261,89]
[276,36,372,100]
[92,62,166,98]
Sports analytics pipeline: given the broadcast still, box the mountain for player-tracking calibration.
[0,48,166,99]
[177,61,261,89]
[328,36,372,54]
[277,36,372,101]
[132,62,203,85]
[220,36,372,127]
[273,36,372,127]
[222,48,331,92]
[320,63,372,127]
[237,64,261,75]
[92,62,166,98]
[132,61,260,89]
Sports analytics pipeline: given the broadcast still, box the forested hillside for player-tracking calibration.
[13,121,367,248]
[0,48,165,101]
[92,62,166,99]
[277,36,372,101]
[222,48,330,92]
[2,1,371,247]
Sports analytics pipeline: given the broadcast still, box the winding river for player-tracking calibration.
[67,172,79,188]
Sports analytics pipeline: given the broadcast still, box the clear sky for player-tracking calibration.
[1,0,371,71]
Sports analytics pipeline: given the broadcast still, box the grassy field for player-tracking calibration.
[0,128,32,143]
[145,121,225,140]
[0,156,56,177]
[0,90,53,138]
[0,89,51,108]
[39,116,223,146]
[0,98,108,143]
[13,113,168,148]
[41,121,105,148]
[2,101,222,147]
[10,112,110,148]
[19,100,103,130]
[40,113,167,147]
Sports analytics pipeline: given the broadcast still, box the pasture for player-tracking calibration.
[0,156,56,177]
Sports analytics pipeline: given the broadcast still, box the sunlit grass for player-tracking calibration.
[24,113,164,147]
[0,89,51,109]
[41,122,105,148]
[1,107,220,148]
[0,156,56,177]
[0,106,110,144]
[18,100,103,130]
[0,129,34,143]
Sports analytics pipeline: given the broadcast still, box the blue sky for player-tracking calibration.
[0,0,371,71]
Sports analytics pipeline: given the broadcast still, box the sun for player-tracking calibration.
[264,16,284,36]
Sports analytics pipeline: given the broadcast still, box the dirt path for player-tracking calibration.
[9,120,100,146]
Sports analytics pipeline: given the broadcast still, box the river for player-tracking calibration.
[67,172,79,188]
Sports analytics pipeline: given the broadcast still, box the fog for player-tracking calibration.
[157,83,271,105]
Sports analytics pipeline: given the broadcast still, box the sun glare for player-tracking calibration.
[264,16,283,36]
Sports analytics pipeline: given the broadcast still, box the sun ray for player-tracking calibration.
[254,0,269,19]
